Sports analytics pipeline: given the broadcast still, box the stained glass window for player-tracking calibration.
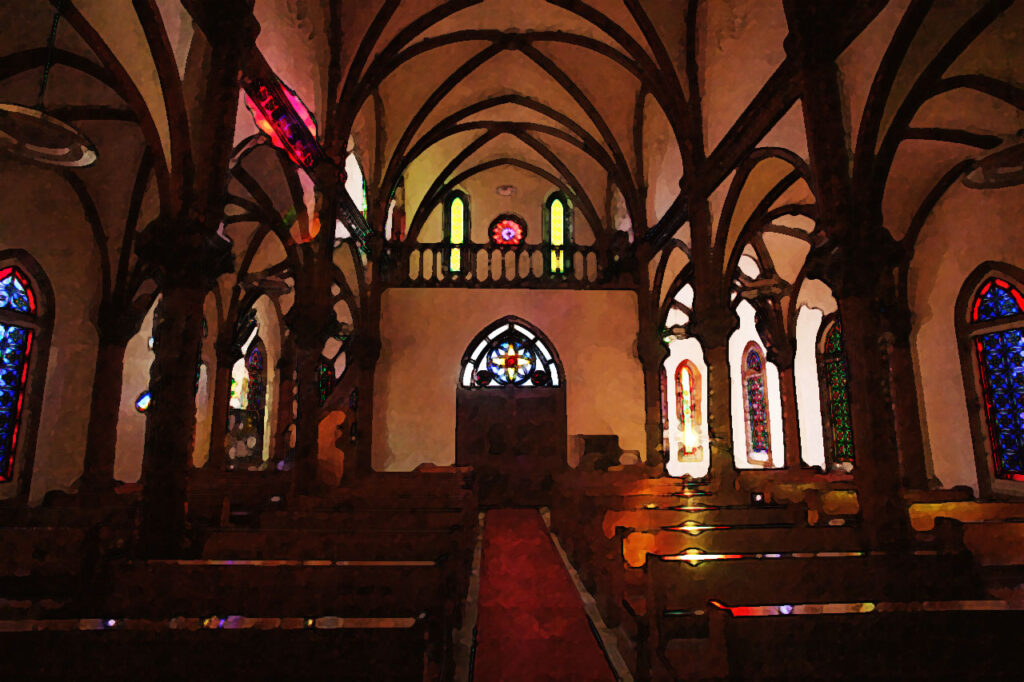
[821,319,855,466]
[317,358,333,406]
[545,193,573,275]
[227,338,267,470]
[445,192,468,274]
[969,278,1024,481]
[462,319,561,388]
[490,215,525,247]
[742,343,771,465]
[0,266,36,482]
[675,361,702,460]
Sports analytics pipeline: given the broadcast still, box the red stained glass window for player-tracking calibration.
[490,216,526,247]
[0,266,36,481]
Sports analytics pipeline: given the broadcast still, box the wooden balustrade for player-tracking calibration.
[382,242,617,288]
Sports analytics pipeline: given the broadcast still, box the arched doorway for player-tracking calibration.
[456,317,566,506]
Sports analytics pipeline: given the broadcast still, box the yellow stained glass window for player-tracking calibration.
[449,196,464,272]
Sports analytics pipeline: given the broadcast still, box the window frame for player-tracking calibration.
[674,360,703,462]
[741,341,773,467]
[443,190,470,275]
[956,264,1024,498]
[543,192,573,276]
[0,250,53,499]
[817,314,855,472]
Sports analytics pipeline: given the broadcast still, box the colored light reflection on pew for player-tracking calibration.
[708,599,1021,618]
[664,521,731,535]
[0,616,422,632]
[150,559,438,567]
[662,549,867,566]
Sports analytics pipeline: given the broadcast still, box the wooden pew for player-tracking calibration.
[713,599,1024,680]
[0,615,433,681]
[0,527,96,615]
[95,559,455,678]
[630,551,985,681]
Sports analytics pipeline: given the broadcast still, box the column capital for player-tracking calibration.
[688,307,739,350]
[136,214,234,290]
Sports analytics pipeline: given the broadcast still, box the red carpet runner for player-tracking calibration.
[473,509,617,682]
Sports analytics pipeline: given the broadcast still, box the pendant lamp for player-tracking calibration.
[0,1,97,168]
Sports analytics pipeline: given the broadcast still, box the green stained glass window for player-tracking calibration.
[822,319,854,464]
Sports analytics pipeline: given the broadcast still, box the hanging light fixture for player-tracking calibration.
[0,0,97,167]
[963,130,1024,190]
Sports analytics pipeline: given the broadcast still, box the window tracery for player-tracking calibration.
[462,319,561,388]
[741,342,772,466]
[967,278,1024,481]
[0,265,40,482]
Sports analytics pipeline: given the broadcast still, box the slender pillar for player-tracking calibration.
[690,310,739,497]
[776,358,803,471]
[836,293,909,549]
[638,329,671,469]
[80,325,134,494]
[885,318,929,489]
[205,340,241,470]
[273,336,296,464]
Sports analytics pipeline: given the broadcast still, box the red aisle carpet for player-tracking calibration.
[473,509,617,682]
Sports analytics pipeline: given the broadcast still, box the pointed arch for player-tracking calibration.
[956,264,1024,496]
[741,341,772,467]
[460,317,563,389]
[544,192,574,275]
[0,250,54,498]
[818,315,855,471]
[443,190,470,274]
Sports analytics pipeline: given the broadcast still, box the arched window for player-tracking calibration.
[544,193,573,275]
[444,191,470,274]
[227,337,268,469]
[742,342,772,466]
[675,360,702,461]
[461,318,562,388]
[0,255,51,494]
[819,317,855,470]
[961,275,1024,487]
[317,357,334,406]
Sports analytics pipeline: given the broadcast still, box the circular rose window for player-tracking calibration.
[490,216,526,246]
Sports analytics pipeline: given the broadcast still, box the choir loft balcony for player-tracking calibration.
[381,242,630,289]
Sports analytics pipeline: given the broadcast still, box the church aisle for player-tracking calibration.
[472,509,617,682]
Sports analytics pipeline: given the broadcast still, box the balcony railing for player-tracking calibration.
[381,242,615,288]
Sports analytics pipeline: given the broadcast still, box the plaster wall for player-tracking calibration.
[373,288,645,470]
[0,164,103,502]
[908,183,1024,493]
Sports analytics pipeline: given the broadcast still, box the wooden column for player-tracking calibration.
[137,0,258,555]
[886,313,929,490]
[203,340,240,471]
[690,310,740,497]
[777,360,803,472]
[286,170,343,495]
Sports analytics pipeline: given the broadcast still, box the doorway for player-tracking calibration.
[455,317,567,506]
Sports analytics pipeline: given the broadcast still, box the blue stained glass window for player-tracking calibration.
[973,279,1024,322]
[464,320,560,388]
[0,266,36,482]
[0,323,32,480]
[0,267,35,313]
[975,328,1024,480]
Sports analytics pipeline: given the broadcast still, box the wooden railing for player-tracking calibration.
[381,242,613,288]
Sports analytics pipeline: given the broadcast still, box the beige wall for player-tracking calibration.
[0,165,103,502]
[909,183,1024,493]
[373,288,645,470]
